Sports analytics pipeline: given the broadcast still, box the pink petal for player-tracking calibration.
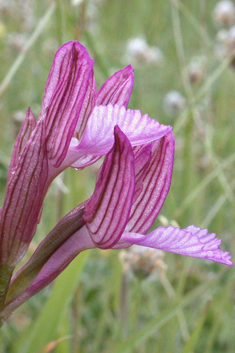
[126,132,175,234]
[77,104,172,156]
[83,126,135,249]
[96,65,134,108]
[74,71,97,140]
[41,41,94,167]
[132,144,152,203]
[0,121,48,266]
[118,226,233,266]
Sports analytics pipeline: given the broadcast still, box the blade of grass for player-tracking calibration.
[174,57,231,135]
[202,177,235,227]
[205,127,235,204]
[204,276,234,353]
[106,267,227,353]
[177,0,212,47]
[161,274,189,342]
[175,151,235,217]
[181,300,211,353]
[0,2,56,97]
[54,314,71,353]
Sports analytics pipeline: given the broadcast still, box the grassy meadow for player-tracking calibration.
[0,0,235,352]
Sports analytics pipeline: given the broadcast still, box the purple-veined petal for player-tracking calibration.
[117,226,233,266]
[2,226,94,316]
[96,65,134,108]
[77,104,172,156]
[8,107,36,175]
[126,131,175,234]
[74,72,96,140]
[41,41,94,168]
[132,144,152,203]
[0,120,48,266]
[82,126,135,249]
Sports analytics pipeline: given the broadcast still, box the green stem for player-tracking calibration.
[56,0,66,46]
[0,263,14,327]
[119,273,129,338]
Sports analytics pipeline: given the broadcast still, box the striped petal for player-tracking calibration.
[132,144,152,203]
[118,226,233,266]
[96,65,134,108]
[83,126,135,249]
[0,121,48,266]
[74,72,96,140]
[126,131,174,234]
[42,41,94,168]
[8,107,36,176]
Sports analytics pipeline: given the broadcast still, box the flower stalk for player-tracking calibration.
[0,263,14,326]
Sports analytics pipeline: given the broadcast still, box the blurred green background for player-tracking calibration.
[0,0,235,352]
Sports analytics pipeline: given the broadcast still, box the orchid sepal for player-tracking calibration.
[0,120,48,267]
[96,65,134,108]
[42,41,95,168]
[8,107,36,178]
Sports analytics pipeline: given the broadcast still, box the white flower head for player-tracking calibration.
[163,91,186,117]
[125,37,164,66]
[213,0,235,27]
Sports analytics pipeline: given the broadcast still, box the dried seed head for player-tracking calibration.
[213,0,235,27]
[119,245,167,280]
[225,25,235,56]
[187,60,204,85]
[125,37,164,66]
[163,91,186,117]
[217,25,235,66]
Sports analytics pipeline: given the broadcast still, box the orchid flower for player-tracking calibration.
[3,125,232,318]
[1,41,162,268]
[0,41,232,323]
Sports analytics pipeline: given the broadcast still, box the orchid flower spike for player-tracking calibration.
[0,41,232,321]
[3,125,232,317]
